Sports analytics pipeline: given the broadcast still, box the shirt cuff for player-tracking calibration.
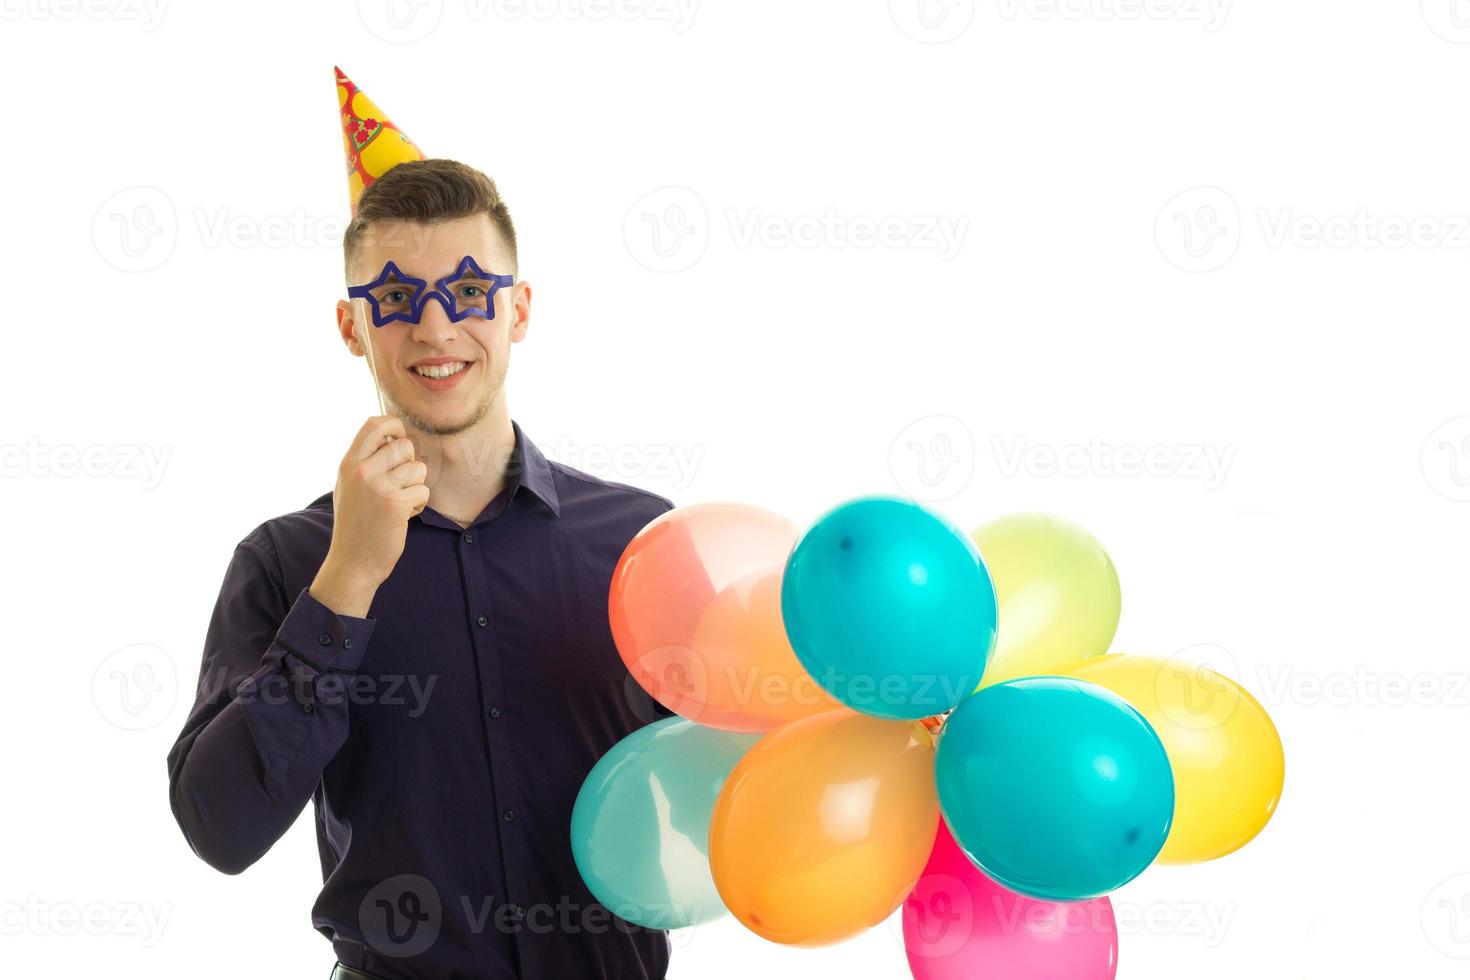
[276,587,376,674]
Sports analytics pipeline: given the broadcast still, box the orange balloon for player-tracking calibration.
[609,502,842,731]
[709,709,940,946]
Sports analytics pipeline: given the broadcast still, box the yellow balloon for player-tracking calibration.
[1061,654,1285,864]
[708,709,939,946]
[972,513,1121,686]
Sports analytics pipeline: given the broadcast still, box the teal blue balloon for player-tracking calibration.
[780,496,997,720]
[935,677,1175,901]
[571,717,760,929]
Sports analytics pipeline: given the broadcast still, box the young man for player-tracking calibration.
[166,73,675,980]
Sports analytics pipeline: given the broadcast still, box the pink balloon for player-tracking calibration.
[903,822,1118,980]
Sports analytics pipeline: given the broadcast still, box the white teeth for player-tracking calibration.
[413,362,468,379]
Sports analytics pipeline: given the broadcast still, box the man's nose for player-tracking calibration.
[410,292,460,345]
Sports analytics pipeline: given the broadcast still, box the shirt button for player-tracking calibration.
[511,904,526,920]
[463,532,475,544]
[476,615,488,628]
[302,702,314,714]
[343,638,353,650]
[318,633,332,646]
[503,809,515,822]
[488,706,503,719]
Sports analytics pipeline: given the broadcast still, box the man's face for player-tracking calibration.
[337,214,528,437]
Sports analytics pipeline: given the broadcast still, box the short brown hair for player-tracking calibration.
[343,158,518,280]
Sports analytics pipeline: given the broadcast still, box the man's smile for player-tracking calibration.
[408,356,475,390]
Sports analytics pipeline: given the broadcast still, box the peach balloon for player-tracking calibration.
[708,709,940,946]
[609,502,841,731]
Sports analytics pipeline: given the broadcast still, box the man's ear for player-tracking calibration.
[336,299,367,357]
[509,281,532,344]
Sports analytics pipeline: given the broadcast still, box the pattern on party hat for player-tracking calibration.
[336,66,425,213]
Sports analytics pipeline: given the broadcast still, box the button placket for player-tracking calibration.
[455,523,531,950]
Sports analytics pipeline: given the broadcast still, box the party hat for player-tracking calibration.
[336,66,425,213]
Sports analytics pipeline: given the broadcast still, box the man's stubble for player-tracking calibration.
[388,355,507,438]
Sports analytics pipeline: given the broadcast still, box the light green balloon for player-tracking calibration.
[571,717,760,930]
[972,513,1122,686]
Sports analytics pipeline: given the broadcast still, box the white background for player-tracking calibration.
[2,0,1468,976]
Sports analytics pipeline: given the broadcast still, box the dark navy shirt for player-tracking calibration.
[167,420,675,979]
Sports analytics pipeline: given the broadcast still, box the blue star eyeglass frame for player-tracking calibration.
[347,255,515,328]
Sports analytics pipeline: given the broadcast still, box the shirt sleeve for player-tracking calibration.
[165,539,375,874]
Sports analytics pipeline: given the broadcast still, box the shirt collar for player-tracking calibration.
[311,419,561,529]
[507,418,561,518]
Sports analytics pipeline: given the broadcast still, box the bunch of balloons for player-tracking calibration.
[572,497,1285,977]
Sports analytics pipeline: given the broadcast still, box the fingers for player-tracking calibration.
[355,415,408,462]
[345,416,430,516]
[386,459,428,490]
[369,436,418,475]
[354,426,418,486]
[395,482,431,514]
[360,446,419,498]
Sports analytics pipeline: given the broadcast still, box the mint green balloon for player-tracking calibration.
[571,717,760,930]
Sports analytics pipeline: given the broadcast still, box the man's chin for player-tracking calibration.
[391,395,491,438]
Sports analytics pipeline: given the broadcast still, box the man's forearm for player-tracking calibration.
[167,544,376,874]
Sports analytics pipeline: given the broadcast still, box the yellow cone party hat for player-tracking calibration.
[336,67,425,213]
